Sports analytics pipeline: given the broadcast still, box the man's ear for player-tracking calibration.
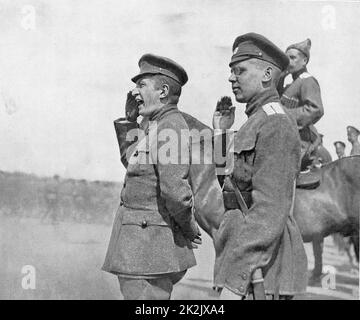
[262,66,273,84]
[159,83,169,99]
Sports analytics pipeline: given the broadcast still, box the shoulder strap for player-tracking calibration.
[262,102,285,115]
[228,175,249,218]
[299,72,312,79]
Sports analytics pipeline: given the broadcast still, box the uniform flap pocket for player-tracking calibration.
[233,130,256,154]
[121,208,170,227]
[136,137,151,153]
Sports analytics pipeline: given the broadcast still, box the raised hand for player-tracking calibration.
[212,96,235,130]
[125,91,139,122]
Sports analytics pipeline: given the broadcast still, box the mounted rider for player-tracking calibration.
[278,39,324,171]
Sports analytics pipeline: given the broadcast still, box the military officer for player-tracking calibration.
[347,125,360,156]
[102,54,202,300]
[333,141,346,159]
[213,33,308,300]
[278,39,324,170]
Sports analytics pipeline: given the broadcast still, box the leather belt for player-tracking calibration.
[223,191,252,210]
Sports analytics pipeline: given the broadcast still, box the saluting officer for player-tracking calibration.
[278,39,324,170]
[102,54,202,300]
[213,33,307,300]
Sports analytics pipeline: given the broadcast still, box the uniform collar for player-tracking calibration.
[292,66,307,80]
[149,103,179,122]
[245,88,280,117]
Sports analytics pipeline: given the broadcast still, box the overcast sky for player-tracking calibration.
[0,0,359,181]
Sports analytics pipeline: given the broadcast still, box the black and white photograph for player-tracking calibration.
[0,0,359,302]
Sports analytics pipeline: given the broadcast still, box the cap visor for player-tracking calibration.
[131,72,158,83]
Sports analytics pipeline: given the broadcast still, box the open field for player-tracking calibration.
[0,214,358,300]
[1,171,358,300]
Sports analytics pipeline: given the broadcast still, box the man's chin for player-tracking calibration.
[233,94,246,104]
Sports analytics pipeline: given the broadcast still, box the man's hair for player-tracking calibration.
[248,59,282,86]
[152,74,182,104]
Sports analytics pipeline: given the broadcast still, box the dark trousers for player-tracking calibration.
[118,270,186,300]
[244,293,294,300]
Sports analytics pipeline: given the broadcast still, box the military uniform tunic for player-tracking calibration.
[214,88,308,296]
[280,68,324,145]
[102,104,198,277]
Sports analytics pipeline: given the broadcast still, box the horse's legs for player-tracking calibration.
[350,233,359,263]
[310,236,324,281]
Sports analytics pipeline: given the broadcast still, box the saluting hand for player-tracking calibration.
[212,96,235,130]
[125,91,139,122]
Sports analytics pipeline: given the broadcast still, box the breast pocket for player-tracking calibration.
[232,134,257,188]
[127,148,154,176]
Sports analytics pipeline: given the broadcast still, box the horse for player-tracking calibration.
[293,156,360,281]
[299,144,357,282]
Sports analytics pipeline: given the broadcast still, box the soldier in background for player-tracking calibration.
[278,39,324,170]
[72,179,88,222]
[347,126,360,156]
[42,174,60,224]
[310,133,332,168]
[334,141,346,159]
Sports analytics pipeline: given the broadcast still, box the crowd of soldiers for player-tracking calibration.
[334,126,360,159]
[42,176,117,224]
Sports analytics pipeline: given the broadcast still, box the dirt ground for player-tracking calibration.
[0,214,358,300]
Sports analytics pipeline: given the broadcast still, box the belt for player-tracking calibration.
[223,190,252,210]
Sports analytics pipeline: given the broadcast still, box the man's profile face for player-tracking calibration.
[347,130,359,143]
[286,48,307,74]
[132,76,162,117]
[228,59,264,103]
[335,145,345,158]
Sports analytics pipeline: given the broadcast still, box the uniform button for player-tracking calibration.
[141,220,148,228]
[239,285,245,292]
[241,273,248,280]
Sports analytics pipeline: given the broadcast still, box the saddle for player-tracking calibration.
[296,167,321,189]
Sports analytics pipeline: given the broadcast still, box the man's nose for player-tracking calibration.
[131,88,138,96]
[228,73,236,83]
